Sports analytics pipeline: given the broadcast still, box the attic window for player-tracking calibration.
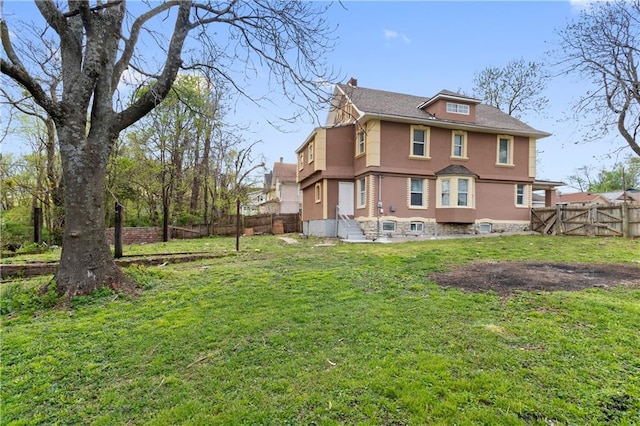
[446,102,469,115]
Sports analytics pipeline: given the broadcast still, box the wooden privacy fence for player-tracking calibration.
[531,204,640,237]
[170,213,301,238]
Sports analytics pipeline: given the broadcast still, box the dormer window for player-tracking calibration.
[446,102,470,115]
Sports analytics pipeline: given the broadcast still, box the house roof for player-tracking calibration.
[617,191,640,202]
[264,171,273,187]
[331,84,551,138]
[599,191,624,202]
[557,192,609,204]
[435,164,478,177]
[533,179,566,190]
[418,89,481,109]
[272,161,297,184]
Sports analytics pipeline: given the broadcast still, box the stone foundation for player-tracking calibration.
[358,218,529,239]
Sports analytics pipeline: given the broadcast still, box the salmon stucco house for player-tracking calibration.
[296,79,556,239]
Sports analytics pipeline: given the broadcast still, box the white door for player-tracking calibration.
[338,181,354,216]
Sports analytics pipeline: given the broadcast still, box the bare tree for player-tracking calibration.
[1,1,336,297]
[472,58,549,118]
[565,165,596,192]
[557,0,640,157]
[0,25,64,244]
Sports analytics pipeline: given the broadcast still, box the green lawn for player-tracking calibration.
[2,235,639,425]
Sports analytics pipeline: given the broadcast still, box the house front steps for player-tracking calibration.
[338,218,367,241]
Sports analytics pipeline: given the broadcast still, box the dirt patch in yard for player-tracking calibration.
[428,262,640,296]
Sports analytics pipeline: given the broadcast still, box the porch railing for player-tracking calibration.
[335,204,352,238]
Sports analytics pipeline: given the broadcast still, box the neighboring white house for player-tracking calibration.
[261,159,301,214]
[241,188,265,216]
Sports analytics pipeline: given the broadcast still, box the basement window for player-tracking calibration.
[382,221,396,232]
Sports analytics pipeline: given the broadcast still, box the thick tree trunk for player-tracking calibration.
[189,136,202,215]
[202,134,211,224]
[45,117,64,245]
[54,131,131,298]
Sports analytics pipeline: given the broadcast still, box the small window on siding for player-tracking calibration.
[315,182,321,203]
[516,184,527,207]
[358,177,366,207]
[357,130,366,155]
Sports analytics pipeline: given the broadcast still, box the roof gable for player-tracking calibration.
[418,90,481,109]
[272,162,297,184]
[435,164,478,177]
[332,83,550,138]
[557,192,609,204]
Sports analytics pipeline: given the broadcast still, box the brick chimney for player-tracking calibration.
[347,77,358,87]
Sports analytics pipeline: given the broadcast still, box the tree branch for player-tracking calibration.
[115,1,192,131]
[34,0,67,36]
[63,0,124,18]
[0,57,60,120]
[112,1,181,90]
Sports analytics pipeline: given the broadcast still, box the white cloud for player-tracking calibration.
[383,29,410,44]
[568,0,596,13]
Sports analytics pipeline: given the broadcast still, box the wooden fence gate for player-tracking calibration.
[531,204,640,237]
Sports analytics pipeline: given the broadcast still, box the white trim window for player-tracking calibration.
[410,126,430,158]
[457,178,469,206]
[358,177,366,208]
[298,152,304,171]
[516,184,527,207]
[446,102,470,115]
[315,182,322,203]
[497,135,514,165]
[308,141,314,163]
[438,176,475,208]
[409,178,427,208]
[357,130,366,156]
[451,131,467,158]
[441,178,451,206]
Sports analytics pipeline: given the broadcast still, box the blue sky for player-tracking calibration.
[1,1,633,191]
[244,0,633,189]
